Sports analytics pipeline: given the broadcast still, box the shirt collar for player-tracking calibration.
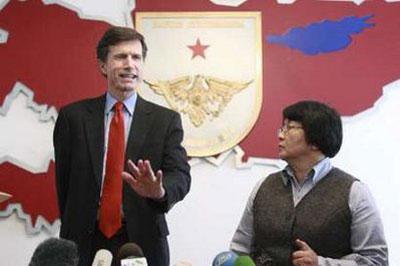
[105,91,137,116]
[281,157,332,186]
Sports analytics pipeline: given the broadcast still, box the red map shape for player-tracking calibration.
[0,1,109,107]
[0,162,58,224]
[0,1,110,226]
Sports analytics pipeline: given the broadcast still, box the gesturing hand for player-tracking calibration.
[122,159,165,200]
[292,239,318,266]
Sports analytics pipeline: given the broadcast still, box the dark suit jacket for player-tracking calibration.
[53,94,191,266]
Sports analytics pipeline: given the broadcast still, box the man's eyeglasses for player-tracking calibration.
[277,124,303,135]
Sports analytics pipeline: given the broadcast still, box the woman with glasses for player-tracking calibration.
[230,101,388,266]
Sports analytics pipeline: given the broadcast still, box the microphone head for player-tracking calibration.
[92,249,113,266]
[233,256,256,266]
[212,251,238,266]
[120,257,147,266]
[29,237,79,266]
[116,243,144,261]
[174,261,192,266]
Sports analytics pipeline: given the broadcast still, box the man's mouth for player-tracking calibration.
[119,73,137,80]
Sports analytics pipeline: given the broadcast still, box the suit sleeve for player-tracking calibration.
[149,112,191,213]
[53,109,71,220]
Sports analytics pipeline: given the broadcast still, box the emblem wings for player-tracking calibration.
[145,75,252,127]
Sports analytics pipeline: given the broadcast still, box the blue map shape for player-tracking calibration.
[267,15,374,55]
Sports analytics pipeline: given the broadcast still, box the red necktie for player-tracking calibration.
[99,102,125,238]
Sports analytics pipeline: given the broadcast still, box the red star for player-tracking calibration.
[187,38,209,59]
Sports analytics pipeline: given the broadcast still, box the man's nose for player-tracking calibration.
[124,56,135,68]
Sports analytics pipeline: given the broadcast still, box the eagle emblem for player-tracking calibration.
[145,75,252,127]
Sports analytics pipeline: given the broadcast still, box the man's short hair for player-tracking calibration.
[96,26,148,62]
[29,237,79,266]
[283,100,343,157]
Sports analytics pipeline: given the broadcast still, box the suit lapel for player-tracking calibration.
[84,95,106,188]
[126,95,154,162]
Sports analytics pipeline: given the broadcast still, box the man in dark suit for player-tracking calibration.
[53,26,191,266]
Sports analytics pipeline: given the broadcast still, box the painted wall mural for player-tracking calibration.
[1,0,399,265]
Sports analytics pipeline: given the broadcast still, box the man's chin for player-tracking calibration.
[122,87,135,92]
[118,80,140,90]
[116,85,136,92]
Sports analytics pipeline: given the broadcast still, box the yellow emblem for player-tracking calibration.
[145,75,252,127]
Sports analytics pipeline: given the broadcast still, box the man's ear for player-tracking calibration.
[98,60,107,76]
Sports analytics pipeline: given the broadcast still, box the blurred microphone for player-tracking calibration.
[117,243,147,266]
[92,249,112,266]
[212,251,238,266]
[174,261,192,266]
[29,237,78,266]
[233,255,256,266]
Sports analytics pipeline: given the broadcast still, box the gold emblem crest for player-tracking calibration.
[136,12,262,156]
[145,76,252,127]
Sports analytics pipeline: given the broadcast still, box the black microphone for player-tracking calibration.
[29,237,79,266]
[116,243,147,266]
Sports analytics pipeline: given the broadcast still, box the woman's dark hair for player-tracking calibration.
[283,100,342,157]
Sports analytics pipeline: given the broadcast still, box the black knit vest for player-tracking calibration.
[252,168,355,266]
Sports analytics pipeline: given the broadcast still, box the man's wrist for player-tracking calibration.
[153,187,166,201]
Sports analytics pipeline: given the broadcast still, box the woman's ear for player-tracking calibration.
[309,144,319,151]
